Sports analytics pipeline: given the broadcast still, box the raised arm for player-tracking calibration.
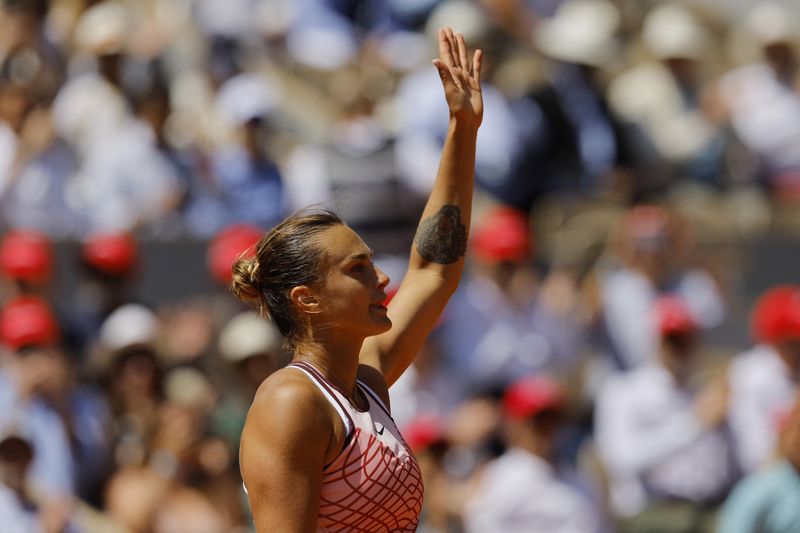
[360,27,482,388]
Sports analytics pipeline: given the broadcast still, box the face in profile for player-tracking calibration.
[307,225,392,339]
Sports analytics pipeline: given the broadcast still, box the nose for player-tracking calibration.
[376,267,390,290]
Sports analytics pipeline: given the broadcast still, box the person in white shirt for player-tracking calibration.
[728,285,800,473]
[596,296,739,531]
[464,375,604,533]
[716,3,800,195]
[599,205,725,370]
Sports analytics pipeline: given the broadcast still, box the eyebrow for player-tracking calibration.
[346,250,374,262]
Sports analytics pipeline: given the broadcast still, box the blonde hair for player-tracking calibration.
[231,209,343,346]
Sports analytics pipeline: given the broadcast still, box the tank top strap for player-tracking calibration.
[287,362,354,444]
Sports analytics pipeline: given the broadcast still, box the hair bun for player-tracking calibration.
[230,257,262,303]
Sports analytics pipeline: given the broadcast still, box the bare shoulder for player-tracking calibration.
[245,367,334,438]
[240,368,337,531]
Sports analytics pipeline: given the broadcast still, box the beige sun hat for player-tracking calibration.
[534,0,621,68]
[215,72,283,127]
[218,311,282,363]
[73,1,132,56]
[425,0,492,45]
[746,2,798,46]
[99,304,161,353]
[164,367,216,412]
[642,3,712,61]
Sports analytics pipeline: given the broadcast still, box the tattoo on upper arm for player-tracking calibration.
[414,205,467,264]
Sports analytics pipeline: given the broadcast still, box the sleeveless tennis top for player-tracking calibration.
[288,361,424,533]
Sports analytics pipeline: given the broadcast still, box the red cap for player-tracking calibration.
[503,375,565,421]
[207,224,263,285]
[0,296,60,350]
[471,207,532,263]
[751,286,800,344]
[82,232,138,276]
[0,230,53,285]
[403,415,445,452]
[655,296,697,336]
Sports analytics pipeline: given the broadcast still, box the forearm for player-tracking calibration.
[410,119,478,276]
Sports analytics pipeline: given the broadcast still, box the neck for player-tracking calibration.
[292,334,365,392]
[658,350,691,386]
[774,345,800,380]
[516,436,554,464]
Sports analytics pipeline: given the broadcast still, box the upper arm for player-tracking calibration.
[360,267,459,387]
[240,381,333,532]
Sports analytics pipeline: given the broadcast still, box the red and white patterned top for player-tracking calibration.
[289,361,424,533]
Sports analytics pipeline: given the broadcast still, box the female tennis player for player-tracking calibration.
[233,27,482,532]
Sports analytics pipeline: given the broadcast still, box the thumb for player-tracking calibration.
[433,60,462,91]
[432,59,450,82]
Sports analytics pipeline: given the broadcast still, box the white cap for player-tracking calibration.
[642,3,711,61]
[73,1,131,56]
[215,72,282,126]
[535,0,621,68]
[164,367,215,411]
[425,0,491,45]
[99,304,160,352]
[285,14,358,71]
[218,312,281,363]
[747,2,798,46]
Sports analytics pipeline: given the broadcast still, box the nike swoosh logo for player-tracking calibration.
[375,423,385,435]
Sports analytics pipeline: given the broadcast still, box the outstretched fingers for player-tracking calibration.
[437,28,455,68]
[472,49,483,86]
[445,27,460,69]
[456,32,469,75]
[435,28,482,94]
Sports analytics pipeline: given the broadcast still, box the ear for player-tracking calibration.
[290,285,321,315]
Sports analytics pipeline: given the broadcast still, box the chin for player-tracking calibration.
[369,317,393,336]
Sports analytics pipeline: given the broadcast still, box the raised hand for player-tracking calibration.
[433,27,483,129]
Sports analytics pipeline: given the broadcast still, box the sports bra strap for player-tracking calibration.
[357,380,391,417]
[287,362,354,441]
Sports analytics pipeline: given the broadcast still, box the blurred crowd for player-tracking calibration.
[1,0,800,531]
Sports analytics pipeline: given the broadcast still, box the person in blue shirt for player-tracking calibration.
[718,393,800,533]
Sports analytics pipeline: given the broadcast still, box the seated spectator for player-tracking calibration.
[608,3,732,190]
[495,0,642,208]
[718,394,800,533]
[464,375,603,533]
[0,297,74,499]
[728,286,800,473]
[0,428,76,533]
[95,304,164,469]
[596,296,738,531]
[717,3,800,197]
[440,206,586,395]
[598,205,725,369]
[15,335,112,507]
[212,311,284,450]
[197,73,285,234]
